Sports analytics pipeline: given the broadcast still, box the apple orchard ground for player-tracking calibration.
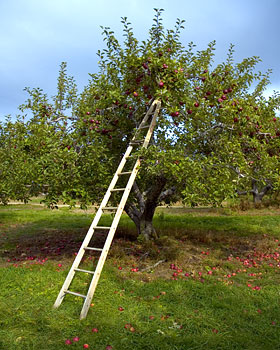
[0,203,280,350]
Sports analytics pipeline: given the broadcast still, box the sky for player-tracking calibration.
[0,0,279,121]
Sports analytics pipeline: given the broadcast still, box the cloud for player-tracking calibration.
[0,0,280,119]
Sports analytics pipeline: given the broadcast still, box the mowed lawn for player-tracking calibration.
[0,204,280,350]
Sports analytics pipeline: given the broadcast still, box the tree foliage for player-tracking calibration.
[1,9,280,238]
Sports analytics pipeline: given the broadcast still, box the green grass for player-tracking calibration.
[1,204,280,349]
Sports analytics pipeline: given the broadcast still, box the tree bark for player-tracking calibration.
[237,180,272,205]
[124,177,176,240]
[251,179,272,204]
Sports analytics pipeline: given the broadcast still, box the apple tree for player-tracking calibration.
[2,9,280,239]
[70,9,280,238]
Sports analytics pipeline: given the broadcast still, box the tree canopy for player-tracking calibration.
[1,9,280,238]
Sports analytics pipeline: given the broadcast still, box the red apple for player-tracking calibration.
[133,91,138,97]
[86,112,90,115]
[159,81,164,88]
[83,344,89,349]
[194,102,199,107]
[91,328,98,333]
[187,109,193,114]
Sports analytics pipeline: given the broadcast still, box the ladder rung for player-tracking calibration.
[53,100,161,320]
[102,206,118,210]
[84,247,103,252]
[93,226,111,229]
[130,140,143,145]
[65,290,86,298]
[75,268,95,274]
[118,172,132,175]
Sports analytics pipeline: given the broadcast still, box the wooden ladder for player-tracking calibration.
[53,99,161,319]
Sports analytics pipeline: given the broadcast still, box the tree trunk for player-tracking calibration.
[251,179,272,205]
[124,177,176,240]
[252,191,264,204]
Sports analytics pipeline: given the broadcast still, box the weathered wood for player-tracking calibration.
[80,100,161,320]
[53,99,161,320]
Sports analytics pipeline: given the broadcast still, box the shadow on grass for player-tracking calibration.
[1,205,280,267]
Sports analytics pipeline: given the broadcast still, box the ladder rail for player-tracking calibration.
[53,143,134,308]
[80,100,161,319]
[53,99,161,316]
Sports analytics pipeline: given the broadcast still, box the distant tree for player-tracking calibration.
[1,9,280,238]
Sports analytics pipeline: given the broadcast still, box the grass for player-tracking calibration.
[1,204,280,349]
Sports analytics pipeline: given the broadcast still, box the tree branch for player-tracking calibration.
[158,186,176,202]
[131,182,145,213]
[124,202,141,222]
[139,259,166,272]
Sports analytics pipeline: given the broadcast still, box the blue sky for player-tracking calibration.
[0,0,279,120]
